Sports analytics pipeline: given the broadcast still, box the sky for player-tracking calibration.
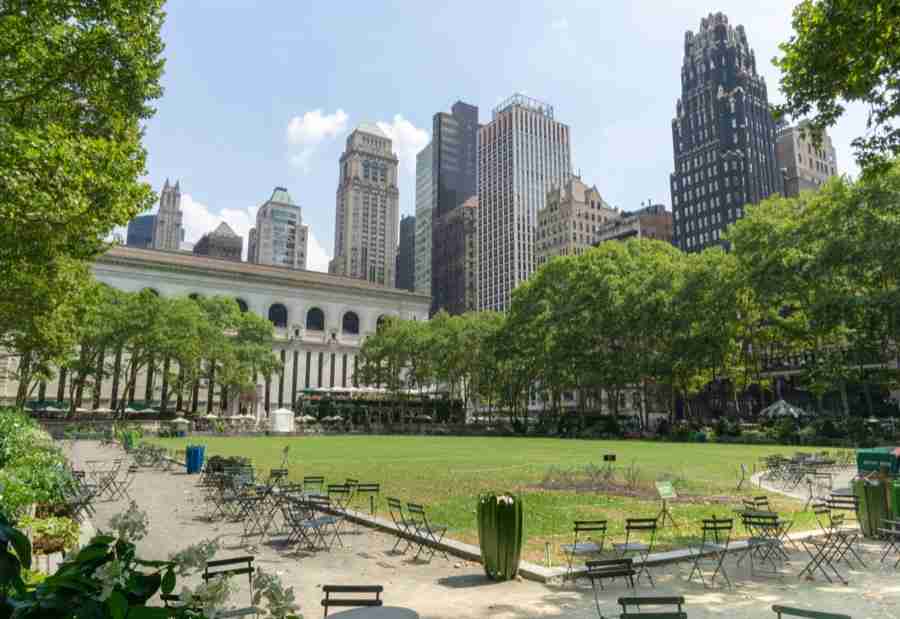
[139,0,869,272]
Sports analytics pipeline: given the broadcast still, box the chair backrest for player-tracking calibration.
[304,475,325,492]
[742,511,779,532]
[618,596,686,619]
[203,556,254,604]
[586,558,634,578]
[327,483,351,498]
[355,483,380,495]
[772,604,851,619]
[321,585,383,617]
[827,493,859,516]
[406,502,426,523]
[345,478,359,488]
[574,520,608,534]
[701,517,733,546]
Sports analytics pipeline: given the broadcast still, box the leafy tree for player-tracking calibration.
[0,1,166,385]
[775,0,900,172]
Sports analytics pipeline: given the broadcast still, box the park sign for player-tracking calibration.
[655,481,677,501]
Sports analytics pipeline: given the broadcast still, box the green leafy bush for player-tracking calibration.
[0,408,74,519]
[19,516,80,555]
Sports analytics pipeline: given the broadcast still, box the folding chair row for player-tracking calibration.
[386,497,448,562]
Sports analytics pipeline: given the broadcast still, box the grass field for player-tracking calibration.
[152,435,833,563]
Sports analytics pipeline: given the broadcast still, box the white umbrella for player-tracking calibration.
[124,407,138,414]
[94,407,113,414]
[204,414,219,419]
[144,408,158,414]
[272,407,293,416]
[760,399,806,419]
[43,406,62,412]
[297,414,317,423]
[75,407,91,414]
[170,417,190,424]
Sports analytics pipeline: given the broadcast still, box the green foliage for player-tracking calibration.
[477,493,524,581]
[0,1,166,396]
[0,409,72,519]
[775,0,900,173]
[18,516,79,555]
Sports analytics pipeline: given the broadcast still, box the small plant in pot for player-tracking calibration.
[477,492,524,581]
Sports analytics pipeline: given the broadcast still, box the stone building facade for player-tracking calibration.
[330,124,400,287]
[593,203,674,245]
[0,246,429,413]
[775,121,838,197]
[536,176,618,266]
[153,179,185,251]
[669,13,782,253]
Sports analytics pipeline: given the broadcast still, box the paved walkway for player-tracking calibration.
[67,441,900,619]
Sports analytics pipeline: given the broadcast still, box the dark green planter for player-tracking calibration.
[477,493,524,581]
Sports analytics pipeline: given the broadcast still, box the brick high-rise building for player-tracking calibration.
[669,13,782,253]
[330,124,399,287]
[431,101,480,315]
[775,121,838,197]
[593,203,674,245]
[478,94,571,311]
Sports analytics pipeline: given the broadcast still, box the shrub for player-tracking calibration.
[19,516,80,555]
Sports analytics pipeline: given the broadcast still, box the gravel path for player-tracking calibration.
[66,441,900,619]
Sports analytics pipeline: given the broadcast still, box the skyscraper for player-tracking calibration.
[395,214,416,292]
[248,187,308,269]
[414,143,433,297]
[153,179,184,251]
[477,94,571,312]
[775,121,838,197]
[670,13,782,253]
[330,124,400,287]
[431,101,480,315]
[126,214,156,248]
[434,196,479,314]
[193,222,243,262]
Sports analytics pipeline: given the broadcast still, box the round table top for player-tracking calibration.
[327,606,419,619]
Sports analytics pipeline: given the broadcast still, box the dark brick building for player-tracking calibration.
[670,12,783,253]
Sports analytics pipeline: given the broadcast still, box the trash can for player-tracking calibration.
[185,445,200,474]
[196,445,205,473]
[854,478,890,537]
[892,480,900,520]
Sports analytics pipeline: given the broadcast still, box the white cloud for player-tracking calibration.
[551,17,569,31]
[306,231,331,272]
[375,114,429,177]
[286,109,349,173]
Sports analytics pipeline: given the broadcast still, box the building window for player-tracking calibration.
[342,311,360,335]
[306,307,325,331]
[268,304,288,328]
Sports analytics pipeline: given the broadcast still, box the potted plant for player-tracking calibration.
[477,493,524,581]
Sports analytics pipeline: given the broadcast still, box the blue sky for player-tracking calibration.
[141,0,867,271]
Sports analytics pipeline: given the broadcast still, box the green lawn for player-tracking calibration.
[152,435,835,563]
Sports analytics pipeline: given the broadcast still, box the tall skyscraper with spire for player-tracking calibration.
[669,12,782,253]
[153,179,184,251]
[330,124,399,287]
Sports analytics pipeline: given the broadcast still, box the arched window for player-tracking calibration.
[235,298,249,313]
[342,311,359,335]
[306,307,325,331]
[268,303,288,328]
[376,314,390,333]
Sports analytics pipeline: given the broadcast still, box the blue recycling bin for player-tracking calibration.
[196,445,205,473]
[185,446,196,473]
